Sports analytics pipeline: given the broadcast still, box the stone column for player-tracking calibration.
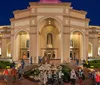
[63,32,70,63]
[29,27,37,63]
[83,34,89,60]
[93,36,98,57]
[11,35,14,60]
[1,38,7,58]
[11,28,17,61]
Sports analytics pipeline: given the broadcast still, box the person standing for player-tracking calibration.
[95,71,100,85]
[11,67,17,82]
[52,71,59,85]
[3,68,9,81]
[21,59,25,69]
[73,53,76,60]
[47,70,52,85]
[43,71,48,85]
[70,69,77,85]
[58,70,64,85]
[76,58,79,65]
[29,56,32,64]
[39,71,44,85]
[77,68,85,85]
[18,66,23,80]
[11,61,15,68]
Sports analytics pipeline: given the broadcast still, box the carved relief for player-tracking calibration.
[37,8,63,13]
[70,20,85,26]
[14,20,30,27]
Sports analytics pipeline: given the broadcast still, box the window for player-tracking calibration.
[26,40,29,48]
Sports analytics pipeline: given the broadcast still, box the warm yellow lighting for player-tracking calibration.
[49,21,51,22]
[0,34,2,37]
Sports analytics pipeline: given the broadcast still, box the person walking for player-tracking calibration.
[76,58,79,65]
[52,71,59,85]
[43,71,48,85]
[39,71,44,85]
[18,66,23,80]
[58,70,64,85]
[10,61,15,68]
[70,69,77,85]
[3,68,9,81]
[11,67,17,82]
[95,71,100,85]
[77,68,85,85]
[47,70,52,85]
[21,59,25,69]
[91,70,96,85]
[29,56,32,64]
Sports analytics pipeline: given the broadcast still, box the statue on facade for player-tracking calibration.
[47,33,53,48]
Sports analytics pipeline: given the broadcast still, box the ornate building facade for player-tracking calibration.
[0,0,100,64]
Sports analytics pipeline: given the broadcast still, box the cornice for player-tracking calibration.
[10,15,37,22]
[89,25,100,29]
[70,9,87,15]
[63,15,90,22]
[13,8,30,14]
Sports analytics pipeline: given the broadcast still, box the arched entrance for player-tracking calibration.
[98,47,100,56]
[15,31,30,60]
[7,43,11,58]
[88,43,93,57]
[70,31,84,60]
[37,17,63,64]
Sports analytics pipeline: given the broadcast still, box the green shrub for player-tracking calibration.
[24,69,40,77]
[84,60,100,68]
[0,61,11,69]
[61,65,71,82]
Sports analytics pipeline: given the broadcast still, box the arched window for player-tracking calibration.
[26,40,29,48]
[98,47,100,56]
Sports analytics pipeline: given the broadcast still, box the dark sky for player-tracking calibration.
[0,0,100,26]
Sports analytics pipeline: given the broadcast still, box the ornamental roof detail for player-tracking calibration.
[40,0,61,3]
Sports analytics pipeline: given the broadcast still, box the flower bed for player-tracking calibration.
[24,68,40,82]
[23,64,71,82]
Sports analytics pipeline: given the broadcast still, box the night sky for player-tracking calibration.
[0,0,100,26]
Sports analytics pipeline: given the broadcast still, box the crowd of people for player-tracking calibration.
[70,68,85,85]
[2,59,25,82]
[39,70,64,85]
[88,69,100,85]
[1,58,100,85]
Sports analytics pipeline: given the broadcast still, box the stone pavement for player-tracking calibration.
[0,60,92,85]
[0,79,38,85]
